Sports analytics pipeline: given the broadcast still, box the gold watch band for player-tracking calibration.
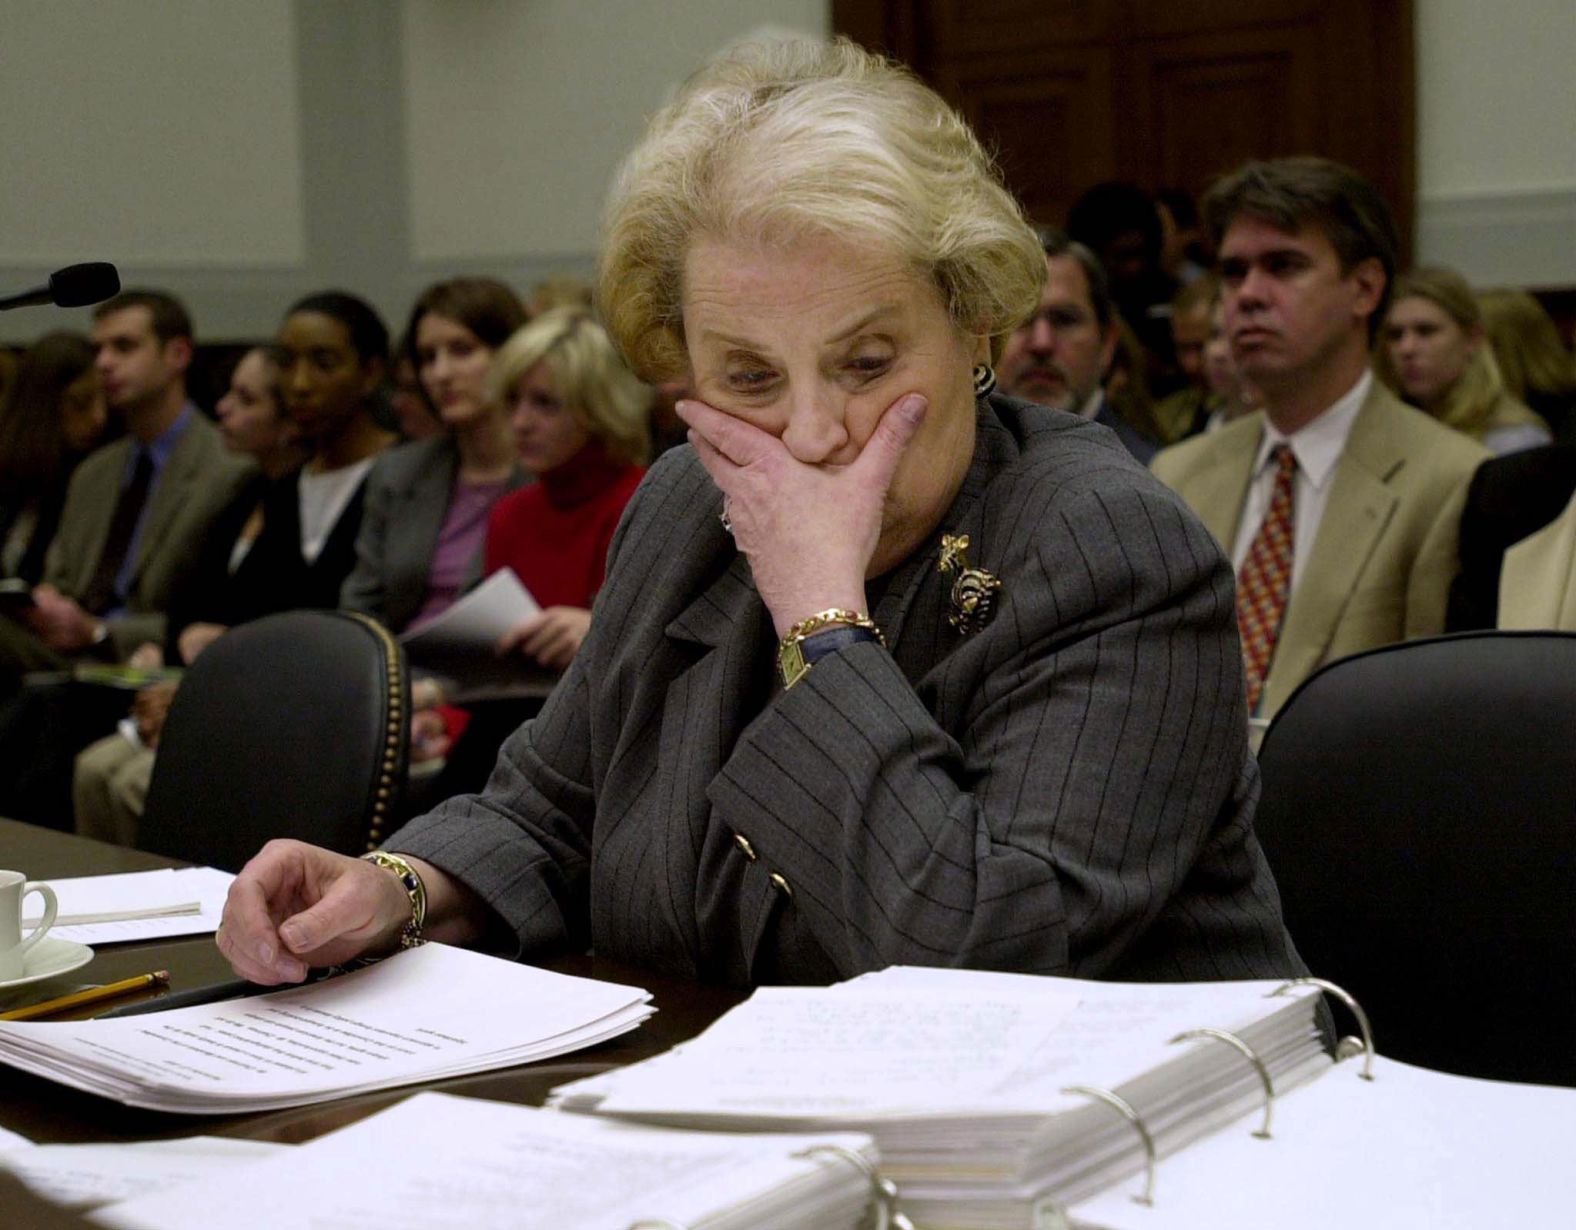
[362,851,427,950]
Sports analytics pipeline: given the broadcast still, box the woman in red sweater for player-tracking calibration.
[485,307,651,670]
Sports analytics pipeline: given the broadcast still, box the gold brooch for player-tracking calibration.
[938,533,1002,635]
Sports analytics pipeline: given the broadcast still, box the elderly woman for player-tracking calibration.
[220,40,1301,988]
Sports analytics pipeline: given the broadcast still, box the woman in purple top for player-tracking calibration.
[341,278,529,633]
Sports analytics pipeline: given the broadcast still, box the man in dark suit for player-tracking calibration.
[997,230,1163,463]
[0,290,251,689]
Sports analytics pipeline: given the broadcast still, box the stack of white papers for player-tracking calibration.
[0,944,652,1114]
[37,868,234,945]
[552,966,1327,1228]
[98,1093,881,1230]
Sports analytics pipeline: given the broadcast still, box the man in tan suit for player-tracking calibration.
[1151,158,1487,721]
[0,290,251,690]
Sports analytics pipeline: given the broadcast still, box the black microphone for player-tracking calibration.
[0,262,121,311]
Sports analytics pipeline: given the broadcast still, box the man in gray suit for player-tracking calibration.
[998,229,1163,463]
[0,291,251,689]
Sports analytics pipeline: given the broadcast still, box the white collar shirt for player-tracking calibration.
[1230,369,1372,596]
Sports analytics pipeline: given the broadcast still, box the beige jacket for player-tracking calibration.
[1499,487,1576,630]
[1152,381,1489,718]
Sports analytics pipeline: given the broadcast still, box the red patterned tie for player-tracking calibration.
[1236,444,1297,713]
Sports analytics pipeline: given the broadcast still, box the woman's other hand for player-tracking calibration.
[409,708,453,763]
[497,606,592,671]
[126,642,164,670]
[132,680,179,750]
[678,392,927,635]
[216,840,413,983]
[177,622,228,665]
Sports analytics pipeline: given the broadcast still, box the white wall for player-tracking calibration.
[401,0,828,264]
[1414,0,1576,285]
[0,0,1569,344]
[0,1,304,267]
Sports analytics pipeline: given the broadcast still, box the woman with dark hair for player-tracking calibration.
[75,293,396,844]
[0,332,106,583]
[341,278,528,632]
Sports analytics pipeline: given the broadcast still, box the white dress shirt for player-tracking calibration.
[1231,370,1372,597]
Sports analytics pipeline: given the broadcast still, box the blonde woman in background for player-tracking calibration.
[1380,266,1551,456]
[1478,288,1576,444]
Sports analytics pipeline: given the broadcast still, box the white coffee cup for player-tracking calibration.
[0,870,57,981]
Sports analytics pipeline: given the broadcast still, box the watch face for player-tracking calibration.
[778,639,808,688]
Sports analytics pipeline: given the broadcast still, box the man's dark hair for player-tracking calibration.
[1034,226,1114,331]
[92,289,193,345]
[286,290,391,365]
[1203,156,1399,335]
[1066,181,1163,272]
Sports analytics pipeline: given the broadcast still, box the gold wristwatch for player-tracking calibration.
[777,609,886,689]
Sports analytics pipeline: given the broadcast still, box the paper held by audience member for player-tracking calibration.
[0,944,653,1114]
[399,567,541,654]
[98,1093,878,1230]
[33,868,235,945]
[1,1136,286,1211]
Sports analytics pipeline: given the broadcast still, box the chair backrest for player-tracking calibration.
[1255,631,1576,1086]
[140,610,409,872]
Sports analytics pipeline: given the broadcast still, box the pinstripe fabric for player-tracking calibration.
[388,395,1305,986]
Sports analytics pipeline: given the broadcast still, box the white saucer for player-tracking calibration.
[0,936,95,991]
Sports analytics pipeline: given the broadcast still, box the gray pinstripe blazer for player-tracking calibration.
[389,395,1304,986]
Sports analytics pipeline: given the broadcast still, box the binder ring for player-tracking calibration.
[1272,976,1376,1081]
[1169,1027,1276,1138]
[1061,1085,1156,1206]
[792,1144,915,1230]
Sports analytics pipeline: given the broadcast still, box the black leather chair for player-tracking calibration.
[1255,631,1576,1086]
[139,610,409,872]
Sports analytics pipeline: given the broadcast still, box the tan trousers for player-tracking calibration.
[73,733,154,847]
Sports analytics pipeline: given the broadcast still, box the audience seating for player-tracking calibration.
[138,610,409,872]
[1254,631,1576,1086]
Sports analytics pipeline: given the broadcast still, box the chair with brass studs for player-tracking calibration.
[138,610,409,872]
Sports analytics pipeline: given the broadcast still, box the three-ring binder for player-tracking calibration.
[628,1144,914,1230]
[1273,976,1377,1080]
[1061,1084,1157,1206]
[1169,1026,1277,1138]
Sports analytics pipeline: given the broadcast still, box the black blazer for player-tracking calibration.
[165,468,369,659]
[1447,444,1576,631]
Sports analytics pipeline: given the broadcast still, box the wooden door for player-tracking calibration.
[833,0,1416,257]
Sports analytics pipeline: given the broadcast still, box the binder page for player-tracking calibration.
[1071,1056,1576,1228]
[0,1136,284,1210]
[97,1093,874,1230]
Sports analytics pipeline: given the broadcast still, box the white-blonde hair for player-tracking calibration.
[489,307,651,465]
[598,37,1046,381]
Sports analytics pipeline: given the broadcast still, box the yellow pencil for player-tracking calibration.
[0,970,170,1022]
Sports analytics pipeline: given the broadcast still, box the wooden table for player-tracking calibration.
[0,817,744,1146]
